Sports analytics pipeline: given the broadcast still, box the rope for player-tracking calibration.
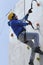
[23,0,27,42]
[24,0,25,16]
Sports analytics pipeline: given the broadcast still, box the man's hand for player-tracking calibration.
[29,21,32,25]
[28,8,32,14]
[27,20,35,29]
[27,20,32,25]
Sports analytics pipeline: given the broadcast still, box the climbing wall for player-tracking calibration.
[9,0,43,65]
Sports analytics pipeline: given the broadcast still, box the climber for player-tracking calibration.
[8,9,43,65]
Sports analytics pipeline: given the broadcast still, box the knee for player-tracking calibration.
[35,33,39,38]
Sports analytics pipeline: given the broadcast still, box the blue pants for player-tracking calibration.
[18,31,39,62]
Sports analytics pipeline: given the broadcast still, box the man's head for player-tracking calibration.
[8,12,18,20]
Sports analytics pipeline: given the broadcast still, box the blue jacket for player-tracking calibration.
[8,14,29,37]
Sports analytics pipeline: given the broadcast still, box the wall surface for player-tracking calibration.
[9,0,43,65]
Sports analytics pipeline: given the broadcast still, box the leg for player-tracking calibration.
[26,32,39,48]
[26,40,35,65]
[18,32,43,65]
[23,30,28,43]
[29,49,35,65]
[18,32,36,65]
[26,32,43,55]
[18,32,39,47]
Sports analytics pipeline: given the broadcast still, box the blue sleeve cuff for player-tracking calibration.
[23,13,29,20]
[8,22,10,26]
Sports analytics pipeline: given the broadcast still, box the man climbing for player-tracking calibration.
[8,8,43,65]
[23,0,40,43]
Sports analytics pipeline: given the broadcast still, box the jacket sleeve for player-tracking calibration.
[8,22,10,26]
[11,20,29,26]
[22,13,29,21]
[19,22,29,26]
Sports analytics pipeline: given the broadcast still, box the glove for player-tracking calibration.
[29,21,32,25]
[27,20,32,25]
[28,8,32,13]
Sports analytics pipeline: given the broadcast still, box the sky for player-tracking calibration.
[0,0,19,65]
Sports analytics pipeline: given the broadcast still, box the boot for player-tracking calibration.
[34,47,43,55]
[29,60,34,65]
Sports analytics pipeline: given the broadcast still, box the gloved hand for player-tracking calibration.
[27,20,32,25]
[28,8,32,13]
[29,21,32,25]
[27,20,34,29]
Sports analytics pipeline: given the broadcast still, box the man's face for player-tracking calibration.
[13,14,18,20]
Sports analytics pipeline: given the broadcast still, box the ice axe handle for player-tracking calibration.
[31,24,35,29]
